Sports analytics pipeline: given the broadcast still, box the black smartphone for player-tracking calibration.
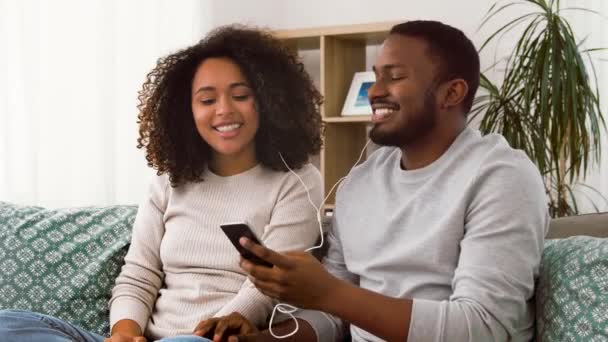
[220,222,273,268]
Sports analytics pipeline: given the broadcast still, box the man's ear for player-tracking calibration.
[439,79,468,110]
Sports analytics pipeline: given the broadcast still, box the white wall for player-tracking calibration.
[0,0,212,208]
[212,0,492,31]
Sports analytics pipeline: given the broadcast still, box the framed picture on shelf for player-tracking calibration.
[341,71,375,116]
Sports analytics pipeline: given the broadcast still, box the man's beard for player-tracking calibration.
[369,89,437,147]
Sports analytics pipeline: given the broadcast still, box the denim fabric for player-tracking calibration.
[0,310,213,342]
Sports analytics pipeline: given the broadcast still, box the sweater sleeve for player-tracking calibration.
[408,152,549,341]
[108,175,168,333]
[213,164,323,327]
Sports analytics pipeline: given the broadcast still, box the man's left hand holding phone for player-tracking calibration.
[219,222,273,268]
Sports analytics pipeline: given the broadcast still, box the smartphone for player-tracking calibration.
[220,222,273,268]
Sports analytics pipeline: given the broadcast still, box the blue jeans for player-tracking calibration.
[0,310,212,342]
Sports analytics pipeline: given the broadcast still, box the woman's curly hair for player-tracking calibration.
[137,25,323,186]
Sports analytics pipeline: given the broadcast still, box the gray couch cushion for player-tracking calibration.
[547,212,608,239]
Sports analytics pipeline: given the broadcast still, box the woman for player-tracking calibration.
[0,25,323,342]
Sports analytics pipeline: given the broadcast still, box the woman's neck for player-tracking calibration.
[209,152,258,177]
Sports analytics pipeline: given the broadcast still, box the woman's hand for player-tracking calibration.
[193,312,258,342]
[104,333,147,342]
[106,319,146,342]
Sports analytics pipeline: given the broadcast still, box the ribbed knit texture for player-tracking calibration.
[108,163,322,340]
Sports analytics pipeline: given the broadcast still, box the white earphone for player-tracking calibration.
[271,139,372,338]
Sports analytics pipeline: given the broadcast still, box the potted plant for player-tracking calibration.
[472,0,607,217]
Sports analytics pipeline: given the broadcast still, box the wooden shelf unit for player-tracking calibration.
[275,22,397,206]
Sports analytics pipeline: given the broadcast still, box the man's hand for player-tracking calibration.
[239,237,342,310]
[239,240,412,341]
[103,334,146,342]
[227,319,317,342]
[193,312,258,342]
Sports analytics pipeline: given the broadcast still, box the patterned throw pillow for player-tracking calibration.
[536,236,608,341]
[0,202,136,336]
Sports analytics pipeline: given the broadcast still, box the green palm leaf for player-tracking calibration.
[473,0,606,217]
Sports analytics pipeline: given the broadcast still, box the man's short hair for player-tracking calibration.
[390,20,480,114]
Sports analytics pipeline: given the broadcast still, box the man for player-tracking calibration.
[237,20,548,341]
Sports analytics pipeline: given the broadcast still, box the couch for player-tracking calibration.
[0,202,607,340]
[536,212,608,341]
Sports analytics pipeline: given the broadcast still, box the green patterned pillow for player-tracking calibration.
[0,202,136,336]
[536,236,608,341]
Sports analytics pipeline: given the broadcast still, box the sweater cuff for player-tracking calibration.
[408,299,444,342]
[213,286,273,328]
[109,297,151,335]
[293,309,343,342]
